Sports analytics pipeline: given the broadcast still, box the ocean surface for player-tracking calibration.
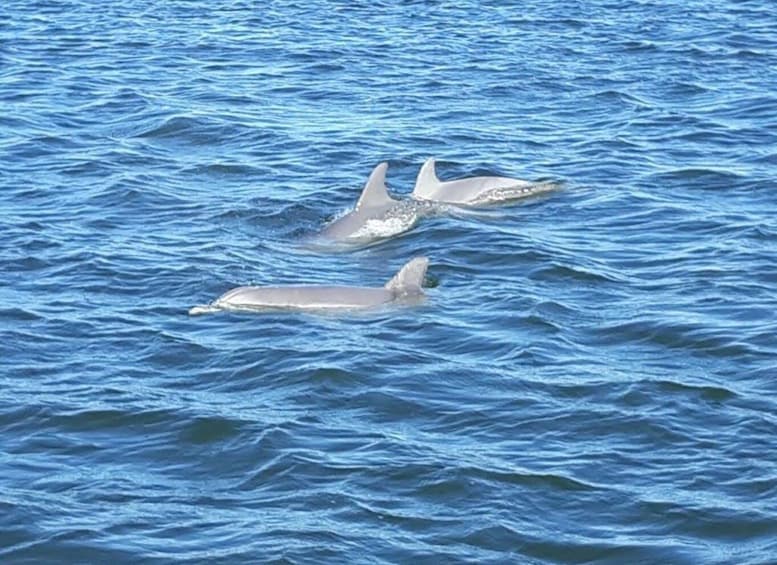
[2,1,776,562]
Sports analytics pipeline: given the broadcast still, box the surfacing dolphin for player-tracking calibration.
[319,162,428,244]
[412,158,559,206]
[189,256,429,315]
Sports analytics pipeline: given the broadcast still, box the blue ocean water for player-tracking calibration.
[2,0,777,562]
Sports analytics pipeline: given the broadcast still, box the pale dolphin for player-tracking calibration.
[319,162,426,243]
[412,158,559,206]
[189,256,429,315]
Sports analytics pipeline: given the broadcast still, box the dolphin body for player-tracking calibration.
[412,158,559,206]
[319,163,428,243]
[189,257,429,315]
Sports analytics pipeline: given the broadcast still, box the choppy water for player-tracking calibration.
[2,1,777,562]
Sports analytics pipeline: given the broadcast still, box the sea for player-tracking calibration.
[1,1,776,563]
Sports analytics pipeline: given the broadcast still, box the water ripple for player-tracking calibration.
[2,0,777,562]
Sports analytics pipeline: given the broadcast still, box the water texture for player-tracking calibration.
[2,0,777,562]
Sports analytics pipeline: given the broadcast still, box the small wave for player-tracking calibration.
[181,163,262,176]
[646,167,748,191]
[652,379,737,402]
[178,416,243,444]
[528,261,623,284]
[51,408,181,432]
[591,318,761,359]
[133,115,243,146]
[0,307,44,322]
[135,116,204,139]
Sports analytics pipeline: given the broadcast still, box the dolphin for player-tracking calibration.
[189,256,429,315]
[411,158,559,206]
[319,162,427,243]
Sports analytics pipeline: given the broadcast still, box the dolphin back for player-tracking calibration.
[411,157,556,205]
[385,256,429,295]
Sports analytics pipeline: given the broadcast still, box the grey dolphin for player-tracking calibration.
[189,256,429,315]
[319,162,426,243]
[412,158,559,206]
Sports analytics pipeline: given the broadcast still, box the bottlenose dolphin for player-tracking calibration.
[412,158,558,206]
[319,162,426,243]
[189,256,429,315]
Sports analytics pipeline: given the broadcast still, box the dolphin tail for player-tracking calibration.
[411,158,440,200]
[385,256,429,294]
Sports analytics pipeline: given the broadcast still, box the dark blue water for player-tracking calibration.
[2,1,777,562]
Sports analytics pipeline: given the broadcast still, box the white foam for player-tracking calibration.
[350,212,418,241]
[189,304,219,315]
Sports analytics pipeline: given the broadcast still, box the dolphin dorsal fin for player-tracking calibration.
[356,162,394,211]
[412,158,441,199]
[385,256,429,294]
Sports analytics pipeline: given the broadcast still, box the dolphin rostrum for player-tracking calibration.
[319,162,427,243]
[189,256,429,315]
[411,158,559,206]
